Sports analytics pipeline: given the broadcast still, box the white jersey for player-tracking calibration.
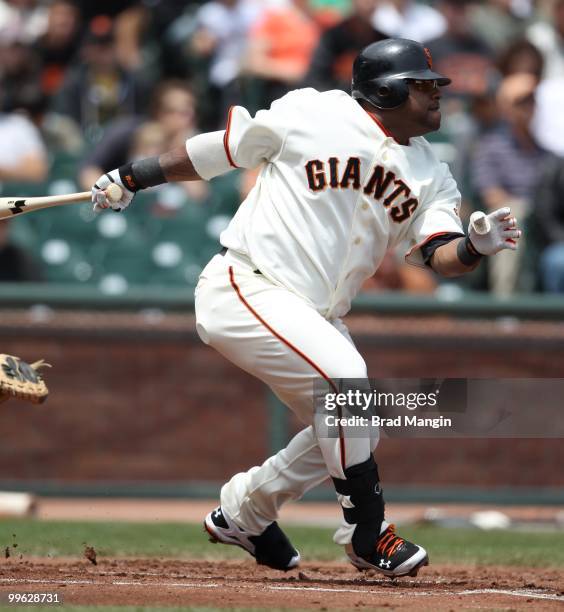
[187,88,463,319]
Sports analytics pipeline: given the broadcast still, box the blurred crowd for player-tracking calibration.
[1,0,564,295]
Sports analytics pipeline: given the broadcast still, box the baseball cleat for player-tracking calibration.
[204,506,300,571]
[346,523,428,578]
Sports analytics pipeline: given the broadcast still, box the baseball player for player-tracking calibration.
[92,39,521,578]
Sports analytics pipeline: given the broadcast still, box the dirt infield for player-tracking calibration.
[1,558,563,610]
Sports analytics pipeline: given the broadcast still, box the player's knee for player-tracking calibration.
[195,313,226,347]
[195,297,221,346]
[195,321,211,345]
[195,303,220,346]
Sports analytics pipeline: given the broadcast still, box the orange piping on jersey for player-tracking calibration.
[404,231,457,260]
[228,266,347,472]
[365,111,396,141]
[224,106,239,169]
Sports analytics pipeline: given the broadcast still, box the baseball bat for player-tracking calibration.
[0,183,123,221]
[469,211,491,235]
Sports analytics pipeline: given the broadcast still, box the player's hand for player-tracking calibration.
[468,207,522,256]
[91,170,134,213]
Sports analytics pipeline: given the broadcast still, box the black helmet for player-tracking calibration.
[351,38,451,109]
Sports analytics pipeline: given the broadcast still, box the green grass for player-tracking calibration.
[0,520,563,567]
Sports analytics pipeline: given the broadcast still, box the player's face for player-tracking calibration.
[404,80,442,134]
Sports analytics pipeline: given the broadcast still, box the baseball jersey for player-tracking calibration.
[187,88,463,318]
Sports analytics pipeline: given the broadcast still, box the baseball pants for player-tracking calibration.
[195,250,379,543]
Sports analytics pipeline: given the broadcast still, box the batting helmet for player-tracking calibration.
[351,39,451,110]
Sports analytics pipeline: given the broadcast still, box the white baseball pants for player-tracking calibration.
[195,250,379,541]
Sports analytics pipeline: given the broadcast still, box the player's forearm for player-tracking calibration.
[116,146,202,192]
[431,238,481,277]
[91,135,224,210]
[159,146,202,182]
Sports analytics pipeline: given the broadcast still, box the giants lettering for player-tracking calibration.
[305,160,326,191]
[304,157,418,222]
[383,179,410,208]
[340,157,361,190]
[364,165,394,199]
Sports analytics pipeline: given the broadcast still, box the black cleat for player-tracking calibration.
[204,506,300,571]
[346,523,428,578]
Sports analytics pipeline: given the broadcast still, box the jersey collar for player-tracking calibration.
[364,109,407,146]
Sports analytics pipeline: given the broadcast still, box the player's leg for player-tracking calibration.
[196,252,426,575]
[195,252,374,479]
[261,325,427,578]
[195,252,369,569]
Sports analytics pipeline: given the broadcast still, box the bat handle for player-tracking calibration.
[470,211,491,235]
[105,183,123,203]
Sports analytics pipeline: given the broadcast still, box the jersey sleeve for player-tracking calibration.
[186,104,287,181]
[405,162,464,267]
[223,104,287,169]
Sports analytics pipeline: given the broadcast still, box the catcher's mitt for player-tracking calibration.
[0,354,51,404]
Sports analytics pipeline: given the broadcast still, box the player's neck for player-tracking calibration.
[370,112,410,145]
[360,102,410,145]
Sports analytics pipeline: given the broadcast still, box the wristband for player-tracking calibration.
[118,157,167,192]
[457,236,483,266]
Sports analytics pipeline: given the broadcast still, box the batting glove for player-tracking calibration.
[468,207,522,256]
[91,170,135,213]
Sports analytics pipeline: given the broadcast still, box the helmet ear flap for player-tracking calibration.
[377,83,391,97]
[352,77,410,109]
[370,78,410,109]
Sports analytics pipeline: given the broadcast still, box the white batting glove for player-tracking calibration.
[92,170,135,213]
[468,207,522,256]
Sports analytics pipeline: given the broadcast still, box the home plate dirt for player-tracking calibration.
[1,559,563,609]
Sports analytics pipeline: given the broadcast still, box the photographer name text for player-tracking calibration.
[324,415,452,429]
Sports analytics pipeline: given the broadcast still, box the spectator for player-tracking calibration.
[34,0,82,97]
[424,0,495,194]
[51,15,151,143]
[371,0,446,43]
[527,0,564,79]
[0,220,42,282]
[189,0,261,128]
[0,103,48,185]
[471,73,547,294]
[426,0,495,100]
[78,0,138,22]
[0,29,83,153]
[496,37,544,80]
[0,39,42,113]
[533,155,564,292]
[532,75,564,156]
[469,0,533,52]
[79,80,206,202]
[71,0,149,72]
[305,0,386,93]
[143,0,206,80]
[243,0,322,105]
[0,0,48,46]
